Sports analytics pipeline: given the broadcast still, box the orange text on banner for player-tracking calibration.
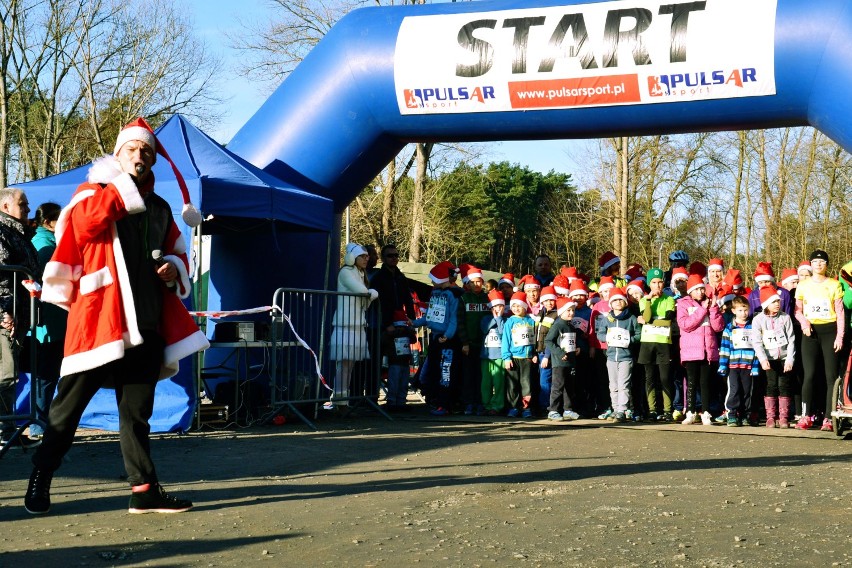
[509,75,641,109]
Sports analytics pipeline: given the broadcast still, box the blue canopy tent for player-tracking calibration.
[14,114,334,432]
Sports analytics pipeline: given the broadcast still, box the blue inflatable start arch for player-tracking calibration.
[228,0,852,212]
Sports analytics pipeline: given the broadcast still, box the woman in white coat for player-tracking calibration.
[328,243,378,406]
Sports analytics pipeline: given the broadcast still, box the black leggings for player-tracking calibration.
[765,359,794,397]
[683,360,712,413]
[801,322,839,417]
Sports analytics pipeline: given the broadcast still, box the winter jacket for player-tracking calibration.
[480,314,505,360]
[676,296,725,362]
[0,211,39,329]
[461,290,490,348]
[747,286,794,319]
[332,247,378,328]
[751,311,796,366]
[31,226,66,344]
[414,287,462,340]
[544,317,578,368]
[571,304,592,354]
[371,264,414,329]
[502,314,537,361]
[588,300,610,350]
[595,309,641,362]
[717,321,759,377]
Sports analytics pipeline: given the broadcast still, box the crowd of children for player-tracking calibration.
[386,249,850,434]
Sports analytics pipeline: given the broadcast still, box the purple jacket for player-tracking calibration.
[676,296,726,362]
[747,286,794,319]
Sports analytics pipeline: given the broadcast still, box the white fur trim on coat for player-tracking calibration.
[60,339,126,377]
[164,254,191,299]
[79,266,114,295]
[161,329,210,379]
[111,173,146,214]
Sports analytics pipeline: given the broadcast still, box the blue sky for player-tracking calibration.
[186,0,585,177]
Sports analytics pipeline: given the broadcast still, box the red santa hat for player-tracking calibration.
[568,279,589,298]
[707,258,725,272]
[715,283,736,307]
[459,264,483,284]
[626,279,646,297]
[624,263,645,282]
[113,117,202,227]
[392,309,409,326]
[686,273,706,294]
[608,287,627,304]
[780,268,799,288]
[429,261,457,284]
[498,273,515,287]
[597,275,615,292]
[797,260,813,276]
[487,289,505,307]
[688,261,707,279]
[556,296,576,316]
[723,268,744,290]
[539,286,557,302]
[561,265,579,282]
[754,261,775,283]
[509,291,529,310]
[552,274,570,296]
[598,251,620,273]
[671,267,689,282]
[518,274,540,290]
[760,285,780,309]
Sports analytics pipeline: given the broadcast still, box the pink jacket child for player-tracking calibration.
[675,274,725,424]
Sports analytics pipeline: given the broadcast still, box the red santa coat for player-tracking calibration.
[40,156,209,379]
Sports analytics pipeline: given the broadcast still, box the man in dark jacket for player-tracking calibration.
[371,245,415,331]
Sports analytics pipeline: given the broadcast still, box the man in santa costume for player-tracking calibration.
[24,118,209,515]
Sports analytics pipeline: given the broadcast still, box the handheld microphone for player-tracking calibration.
[135,164,146,176]
[152,249,165,267]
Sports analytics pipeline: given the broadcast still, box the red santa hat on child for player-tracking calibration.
[754,261,775,283]
[598,251,620,273]
[671,267,689,283]
[686,273,706,295]
[459,264,483,284]
[723,268,744,290]
[707,258,725,272]
[556,296,577,316]
[561,265,579,282]
[429,261,458,284]
[498,273,515,287]
[568,279,589,298]
[539,286,557,302]
[760,285,780,309]
[780,268,799,288]
[597,275,615,292]
[689,261,707,279]
[624,263,645,282]
[797,260,813,276]
[715,283,736,307]
[608,287,627,304]
[517,274,540,291]
[626,279,646,297]
[113,117,202,227]
[509,291,529,309]
[392,309,409,326]
[552,274,570,296]
[487,289,505,307]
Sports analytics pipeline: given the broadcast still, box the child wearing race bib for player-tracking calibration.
[568,279,595,418]
[676,274,725,426]
[718,296,760,426]
[501,292,538,418]
[638,267,676,422]
[382,309,417,410]
[544,298,581,421]
[536,286,559,411]
[480,290,508,416]
[751,286,796,428]
[594,287,641,423]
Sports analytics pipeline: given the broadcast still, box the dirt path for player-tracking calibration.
[1,412,850,567]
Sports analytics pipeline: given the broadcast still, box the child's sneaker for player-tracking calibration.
[714,410,728,424]
[612,411,626,422]
[700,411,714,426]
[563,410,580,421]
[521,408,533,419]
[672,409,684,422]
[624,409,634,421]
[547,411,563,421]
[597,408,613,420]
[727,415,739,427]
[658,412,673,422]
[681,411,698,425]
[794,415,813,430]
[820,418,833,432]
[647,411,658,421]
[430,407,449,416]
[507,408,520,418]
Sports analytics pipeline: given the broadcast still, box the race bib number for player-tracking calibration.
[426,296,447,324]
[641,324,671,341]
[394,337,411,356]
[804,298,831,321]
[730,328,752,350]
[571,317,588,333]
[466,302,488,313]
[484,329,501,348]
[559,332,576,352]
[512,324,534,347]
[606,326,630,348]
[761,329,788,350]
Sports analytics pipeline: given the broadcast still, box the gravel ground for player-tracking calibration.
[1,408,850,567]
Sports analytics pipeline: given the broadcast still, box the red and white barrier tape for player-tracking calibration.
[188,306,274,318]
[279,312,331,391]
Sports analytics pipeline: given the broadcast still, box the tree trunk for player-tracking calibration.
[408,142,432,263]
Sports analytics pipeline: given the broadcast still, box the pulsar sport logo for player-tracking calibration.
[648,68,757,97]
[404,86,496,109]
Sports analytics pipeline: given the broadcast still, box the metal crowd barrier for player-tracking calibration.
[270,287,389,429]
[0,265,42,459]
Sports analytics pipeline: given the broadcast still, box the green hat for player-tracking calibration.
[647,267,664,282]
